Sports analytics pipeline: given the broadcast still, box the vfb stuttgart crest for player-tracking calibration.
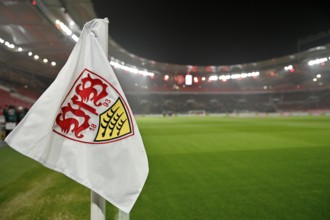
[53,68,134,144]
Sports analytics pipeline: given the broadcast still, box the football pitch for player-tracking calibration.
[1,115,330,219]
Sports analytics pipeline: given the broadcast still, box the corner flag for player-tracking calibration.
[5,18,149,213]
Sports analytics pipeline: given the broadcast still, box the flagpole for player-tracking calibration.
[91,190,106,220]
[118,209,130,220]
[90,18,109,220]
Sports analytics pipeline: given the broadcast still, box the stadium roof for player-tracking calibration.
[0,0,330,93]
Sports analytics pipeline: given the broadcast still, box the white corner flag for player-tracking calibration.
[5,18,149,214]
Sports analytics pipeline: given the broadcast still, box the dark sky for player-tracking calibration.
[92,1,330,66]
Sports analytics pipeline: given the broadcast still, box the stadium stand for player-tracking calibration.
[0,0,330,138]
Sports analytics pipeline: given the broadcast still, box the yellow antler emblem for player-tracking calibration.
[95,98,132,141]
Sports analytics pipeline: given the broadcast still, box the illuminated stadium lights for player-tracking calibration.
[71,34,79,42]
[248,71,260,77]
[217,71,260,82]
[284,65,295,73]
[5,41,15,49]
[317,74,321,78]
[193,76,199,83]
[0,36,57,67]
[185,74,192,85]
[164,75,169,81]
[54,19,80,43]
[230,74,241,79]
[240,73,248,78]
[308,57,328,66]
[208,75,218,81]
[55,20,72,36]
[51,61,56,66]
[284,65,293,71]
[219,75,231,81]
[110,60,155,77]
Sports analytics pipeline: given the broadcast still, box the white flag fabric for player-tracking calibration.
[5,18,148,213]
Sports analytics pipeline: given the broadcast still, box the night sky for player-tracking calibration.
[91,1,330,66]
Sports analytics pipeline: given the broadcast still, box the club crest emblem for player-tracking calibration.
[52,68,134,144]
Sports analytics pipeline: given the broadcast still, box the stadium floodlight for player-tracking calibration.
[209,75,218,81]
[240,73,248,78]
[219,75,230,81]
[194,76,199,83]
[71,34,79,42]
[5,41,15,49]
[284,65,293,71]
[230,74,241,79]
[110,60,155,77]
[54,19,80,44]
[251,71,260,77]
[308,57,328,66]
[55,19,72,36]
[0,37,58,66]
[185,74,192,85]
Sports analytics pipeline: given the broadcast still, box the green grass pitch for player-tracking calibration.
[1,115,330,219]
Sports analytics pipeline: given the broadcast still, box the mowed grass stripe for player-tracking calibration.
[136,147,330,219]
[1,116,330,219]
[139,116,330,155]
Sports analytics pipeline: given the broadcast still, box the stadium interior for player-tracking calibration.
[1,2,330,220]
[0,0,330,135]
